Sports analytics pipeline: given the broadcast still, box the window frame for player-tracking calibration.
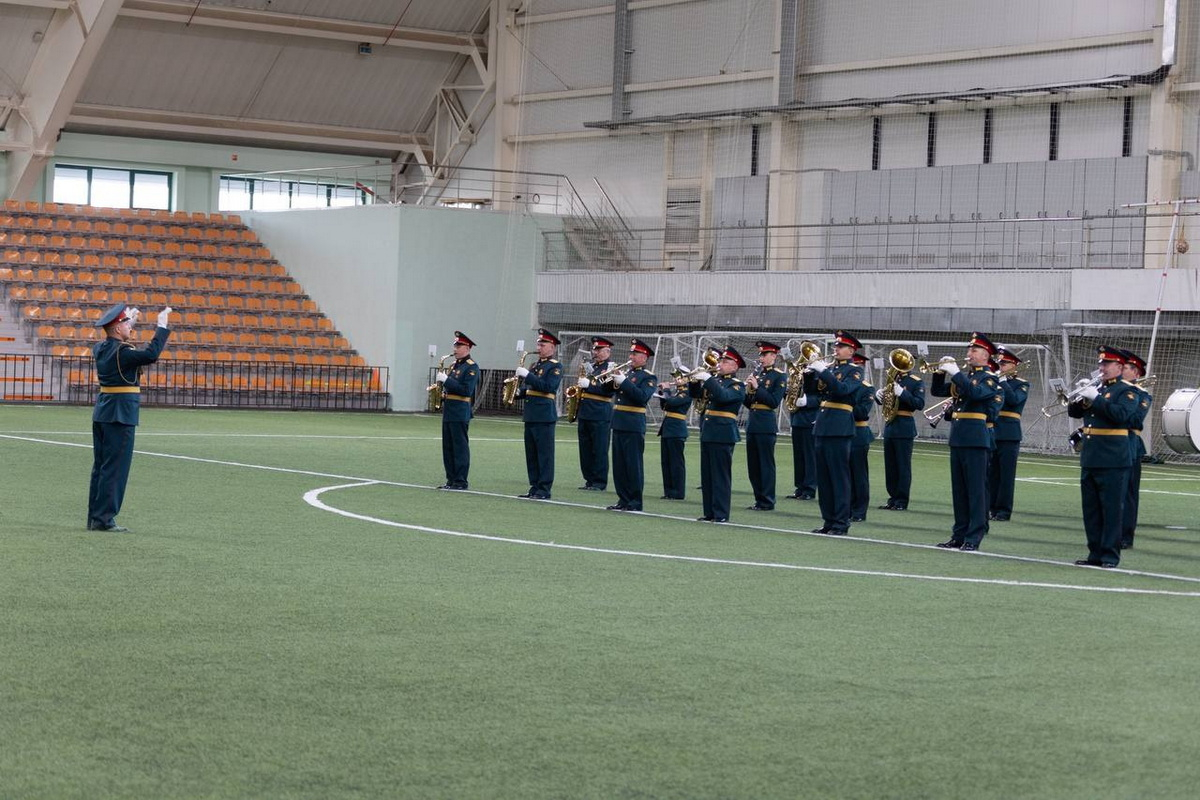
[52,163,175,211]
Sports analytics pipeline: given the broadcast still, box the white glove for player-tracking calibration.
[808,359,830,373]
[940,361,960,376]
[999,375,1009,383]
[1079,385,1100,402]
[692,371,712,382]
[156,307,172,328]
[127,307,141,324]
[874,388,884,403]
[515,367,530,378]
[893,381,904,396]
[612,373,627,386]
[793,393,807,407]
[435,372,448,384]
[577,377,591,389]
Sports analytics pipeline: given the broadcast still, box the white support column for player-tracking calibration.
[492,0,525,209]
[1143,0,1186,269]
[766,0,800,270]
[5,0,124,200]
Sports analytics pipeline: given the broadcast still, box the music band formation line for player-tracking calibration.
[430,327,1155,569]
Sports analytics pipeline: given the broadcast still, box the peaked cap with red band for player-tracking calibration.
[1097,345,1126,364]
[720,346,746,369]
[630,338,655,357]
[996,347,1021,365]
[591,336,614,349]
[755,340,781,354]
[96,303,131,328]
[833,330,861,350]
[454,330,476,348]
[1121,349,1147,376]
[536,328,560,346]
[968,332,998,356]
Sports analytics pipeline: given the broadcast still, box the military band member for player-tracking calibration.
[849,353,875,522]
[657,372,692,500]
[1119,348,1152,550]
[743,341,787,510]
[87,304,172,532]
[801,331,865,535]
[576,336,616,491]
[436,331,479,490]
[692,347,747,523]
[607,339,658,512]
[1067,346,1141,568]
[931,333,1002,551]
[987,347,1029,521]
[876,361,925,511]
[517,328,563,500]
[788,385,819,501]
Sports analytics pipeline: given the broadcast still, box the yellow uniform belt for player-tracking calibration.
[750,403,773,411]
[99,386,140,394]
[614,405,646,414]
[855,421,869,427]
[999,411,1022,419]
[581,392,612,402]
[663,411,687,420]
[1082,427,1129,435]
[820,402,852,411]
[526,390,555,399]
[707,410,737,419]
[443,394,471,402]
[895,410,913,417]
[954,412,987,420]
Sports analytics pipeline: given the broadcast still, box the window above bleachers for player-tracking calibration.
[52,165,173,211]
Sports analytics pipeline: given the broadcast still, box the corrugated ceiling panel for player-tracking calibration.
[80,18,458,131]
[194,0,486,30]
[0,7,57,98]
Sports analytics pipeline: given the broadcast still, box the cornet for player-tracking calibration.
[679,348,721,379]
[919,356,959,374]
[593,359,634,385]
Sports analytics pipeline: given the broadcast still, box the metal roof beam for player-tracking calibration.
[120,0,486,57]
[0,1,71,9]
[6,0,123,200]
[65,104,433,159]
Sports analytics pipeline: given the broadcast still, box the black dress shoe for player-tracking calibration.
[1120,539,1134,549]
[747,504,773,511]
[960,543,979,552]
[533,494,551,500]
[697,516,714,522]
[1100,563,1118,569]
[937,539,963,549]
[713,518,728,523]
[878,503,896,510]
[892,505,908,511]
[991,513,1010,521]
[445,484,467,491]
[824,528,848,536]
[850,515,866,522]
[93,524,129,533]
[812,526,830,534]
[606,504,628,511]
[1074,559,1102,566]
[518,492,535,498]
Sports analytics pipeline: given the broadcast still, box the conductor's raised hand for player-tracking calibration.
[157,307,173,328]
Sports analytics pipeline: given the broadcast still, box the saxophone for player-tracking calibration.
[783,359,805,412]
[502,351,534,406]
[426,354,454,412]
[881,348,915,424]
[564,359,589,423]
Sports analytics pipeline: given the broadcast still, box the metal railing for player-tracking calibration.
[1,353,390,411]
[542,211,1170,272]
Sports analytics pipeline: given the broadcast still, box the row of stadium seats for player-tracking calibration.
[0,238,274,263]
[63,368,383,392]
[1,254,287,279]
[0,264,301,295]
[3,199,245,229]
[21,304,333,331]
[0,216,258,243]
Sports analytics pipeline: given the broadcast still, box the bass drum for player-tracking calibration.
[1162,388,1200,455]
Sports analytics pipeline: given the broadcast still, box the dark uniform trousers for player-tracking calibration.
[849,384,875,519]
[744,366,785,509]
[1069,378,1140,566]
[441,357,479,488]
[698,375,746,521]
[87,326,170,529]
[610,367,656,510]
[521,358,562,498]
[790,396,819,497]
[881,374,924,508]
[658,393,691,500]
[1122,386,1152,547]
[932,367,1000,548]
[808,360,864,533]
[577,369,615,489]
[988,378,1028,517]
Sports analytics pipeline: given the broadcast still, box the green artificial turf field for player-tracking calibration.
[3,405,1200,799]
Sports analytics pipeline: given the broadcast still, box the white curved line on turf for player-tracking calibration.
[7,432,1199,587]
[303,482,1200,598]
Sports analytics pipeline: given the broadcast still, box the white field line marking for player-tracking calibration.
[7,432,1200,587]
[304,481,1200,598]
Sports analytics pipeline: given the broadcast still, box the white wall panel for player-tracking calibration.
[520,137,666,224]
[801,0,1157,64]
[992,106,1050,164]
[1058,99,1124,160]
[523,17,613,94]
[879,115,927,170]
[631,0,775,83]
[711,125,756,178]
[516,96,613,135]
[796,118,872,172]
[936,110,985,166]
[626,81,774,119]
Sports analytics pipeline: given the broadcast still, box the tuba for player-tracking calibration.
[502,351,535,406]
[881,348,915,424]
[426,354,454,412]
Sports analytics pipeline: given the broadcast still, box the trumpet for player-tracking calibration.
[923,396,955,428]
[919,356,959,374]
[501,351,536,406]
[1039,372,1101,418]
[426,354,455,412]
[593,359,634,385]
